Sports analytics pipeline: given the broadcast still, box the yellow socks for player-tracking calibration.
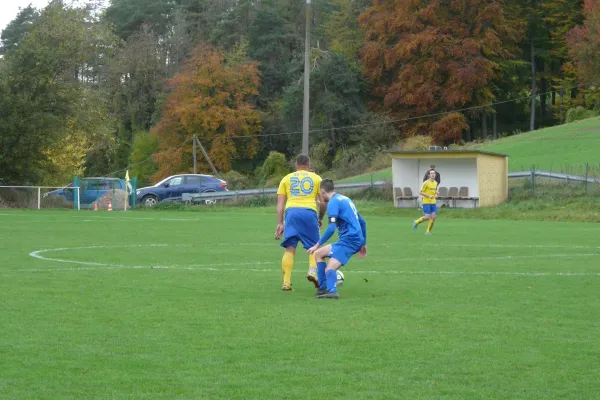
[308,254,316,271]
[427,219,435,233]
[282,251,294,286]
[416,217,426,225]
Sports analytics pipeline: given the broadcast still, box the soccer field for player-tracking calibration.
[1,209,599,399]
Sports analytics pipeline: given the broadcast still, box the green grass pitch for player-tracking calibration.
[1,209,599,399]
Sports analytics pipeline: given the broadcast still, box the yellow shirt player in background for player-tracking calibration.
[275,154,326,291]
[413,169,439,236]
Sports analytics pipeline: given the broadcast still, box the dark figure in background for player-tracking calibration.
[423,164,441,185]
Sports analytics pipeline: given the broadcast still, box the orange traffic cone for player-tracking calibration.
[93,201,98,211]
[107,201,112,211]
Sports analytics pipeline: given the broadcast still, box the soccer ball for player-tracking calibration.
[336,270,345,286]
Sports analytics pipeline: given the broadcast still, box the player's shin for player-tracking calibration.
[427,219,435,233]
[282,251,294,286]
[317,262,327,289]
[416,216,426,225]
[326,269,337,292]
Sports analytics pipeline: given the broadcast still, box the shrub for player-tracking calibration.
[402,135,432,150]
[220,170,249,190]
[256,151,290,185]
[565,106,596,123]
[367,152,392,172]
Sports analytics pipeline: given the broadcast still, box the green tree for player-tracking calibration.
[321,0,371,64]
[0,2,116,184]
[282,51,367,156]
[0,5,39,54]
[129,131,159,187]
[247,0,303,106]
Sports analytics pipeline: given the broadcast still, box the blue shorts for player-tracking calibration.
[280,208,320,249]
[423,204,437,215]
[328,240,363,266]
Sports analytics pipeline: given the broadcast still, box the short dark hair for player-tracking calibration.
[296,154,310,166]
[321,179,335,193]
[430,164,435,168]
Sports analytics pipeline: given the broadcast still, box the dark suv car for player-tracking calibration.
[136,174,228,207]
[44,177,132,206]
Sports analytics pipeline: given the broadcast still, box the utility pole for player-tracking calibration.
[193,135,197,174]
[302,0,311,156]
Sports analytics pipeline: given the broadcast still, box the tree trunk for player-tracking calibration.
[482,113,488,142]
[559,88,564,123]
[551,90,556,106]
[492,112,498,140]
[465,122,473,142]
[529,36,536,132]
[540,74,547,124]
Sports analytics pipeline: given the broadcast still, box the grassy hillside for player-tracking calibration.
[340,117,600,183]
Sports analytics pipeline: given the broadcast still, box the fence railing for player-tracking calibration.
[185,170,600,204]
[0,186,81,210]
[508,170,600,183]
[508,169,600,196]
[182,181,389,204]
[3,170,600,209]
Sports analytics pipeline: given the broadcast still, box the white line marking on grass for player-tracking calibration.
[18,261,275,272]
[21,244,600,277]
[378,253,599,262]
[433,243,600,250]
[349,270,600,277]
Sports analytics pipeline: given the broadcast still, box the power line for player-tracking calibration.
[222,81,598,139]
[107,138,192,177]
[105,81,598,177]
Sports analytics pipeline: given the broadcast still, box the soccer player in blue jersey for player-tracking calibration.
[275,155,327,291]
[307,179,367,299]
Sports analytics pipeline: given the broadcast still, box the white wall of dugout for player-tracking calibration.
[392,157,479,199]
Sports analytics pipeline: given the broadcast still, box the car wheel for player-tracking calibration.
[203,190,217,205]
[141,195,159,207]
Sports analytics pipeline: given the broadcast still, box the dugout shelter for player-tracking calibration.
[389,149,508,208]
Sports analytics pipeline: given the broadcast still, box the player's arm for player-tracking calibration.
[357,213,368,258]
[318,216,337,246]
[317,192,326,226]
[358,214,367,244]
[275,179,287,239]
[419,182,432,199]
[277,194,286,225]
[308,202,338,254]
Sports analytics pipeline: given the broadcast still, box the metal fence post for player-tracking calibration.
[585,163,589,194]
[37,187,41,210]
[74,176,80,210]
[530,169,535,195]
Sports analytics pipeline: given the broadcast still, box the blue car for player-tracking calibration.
[136,174,228,207]
[45,177,132,206]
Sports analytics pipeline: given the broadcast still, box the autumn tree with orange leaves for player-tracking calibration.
[566,0,600,85]
[359,0,523,145]
[152,44,261,180]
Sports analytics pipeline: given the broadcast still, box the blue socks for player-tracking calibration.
[326,269,337,293]
[317,262,327,289]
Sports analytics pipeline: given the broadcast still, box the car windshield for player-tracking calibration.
[153,176,173,187]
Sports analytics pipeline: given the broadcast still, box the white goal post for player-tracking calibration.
[0,186,81,210]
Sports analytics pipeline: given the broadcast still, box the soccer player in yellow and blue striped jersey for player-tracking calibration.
[275,155,326,291]
[413,169,439,235]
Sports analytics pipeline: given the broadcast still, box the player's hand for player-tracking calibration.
[307,244,320,255]
[357,245,367,259]
[318,219,323,228]
[274,223,284,240]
